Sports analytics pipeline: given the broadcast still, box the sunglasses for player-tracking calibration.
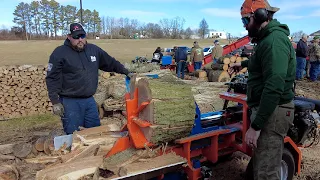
[72,34,86,39]
[241,17,250,26]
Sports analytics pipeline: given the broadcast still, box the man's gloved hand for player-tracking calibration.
[52,103,64,117]
[126,73,134,80]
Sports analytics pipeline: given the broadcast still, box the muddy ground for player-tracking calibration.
[0,80,319,180]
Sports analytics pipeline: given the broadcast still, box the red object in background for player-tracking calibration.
[188,36,251,72]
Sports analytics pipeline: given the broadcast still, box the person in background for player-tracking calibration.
[211,40,223,64]
[151,47,163,64]
[295,34,308,80]
[307,36,320,82]
[46,23,132,135]
[175,46,188,79]
[190,41,204,70]
[306,40,313,79]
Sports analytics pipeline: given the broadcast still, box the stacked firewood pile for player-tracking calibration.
[0,65,129,120]
[203,56,248,82]
[0,65,52,120]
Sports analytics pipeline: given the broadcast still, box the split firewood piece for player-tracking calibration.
[223,57,230,65]
[235,56,242,63]
[12,142,32,158]
[218,71,231,82]
[43,138,54,155]
[230,56,236,63]
[66,144,100,163]
[35,136,46,152]
[102,148,138,170]
[96,144,114,156]
[0,154,16,160]
[35,156,103,180]
[24,156,61,164]
[223,64,229,71]
[101,72,111,79]
[240,67,248,73]
[118,152,186,177]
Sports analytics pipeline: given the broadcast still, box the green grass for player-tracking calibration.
[0,113,60,131]
[0,38,231,66]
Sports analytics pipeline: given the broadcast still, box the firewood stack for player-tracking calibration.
[218,56,248,82]
[0,65,52,119]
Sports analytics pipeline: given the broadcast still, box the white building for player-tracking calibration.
[207,31,228,39]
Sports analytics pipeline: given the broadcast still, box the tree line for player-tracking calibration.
[0,0,211,40]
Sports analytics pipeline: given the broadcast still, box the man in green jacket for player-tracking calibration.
[229,0,296,179]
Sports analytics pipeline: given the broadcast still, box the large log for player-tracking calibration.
[0,144,14,155]
[207,70,224,82]
[131,75,195,144]
[12,142,32,158]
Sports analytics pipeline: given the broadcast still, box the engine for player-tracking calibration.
[225,75,320,147]
[287,99,320,147]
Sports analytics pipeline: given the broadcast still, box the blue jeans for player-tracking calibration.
[296,57,306,80]
[310,61,320,81]
[194,62,202,71]
[60,96,100,134]
[213,58,218,64]
[177,61,186,79]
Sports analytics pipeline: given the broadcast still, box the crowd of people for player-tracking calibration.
[151,40,223,79]
[295,35,320,82]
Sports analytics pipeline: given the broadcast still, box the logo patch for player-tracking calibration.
[90,56,96,62]
[286,111,291,117]
[47,63,53,71]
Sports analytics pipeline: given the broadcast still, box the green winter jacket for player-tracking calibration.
[241,19,296,130]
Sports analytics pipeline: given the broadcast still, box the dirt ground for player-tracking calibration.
[0,39,230,66]
[0,78,319,179]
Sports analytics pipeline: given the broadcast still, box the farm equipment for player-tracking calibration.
[187,36,251,73]
[102,73,320,180]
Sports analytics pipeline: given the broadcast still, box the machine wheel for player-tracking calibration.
[245,148,295,180]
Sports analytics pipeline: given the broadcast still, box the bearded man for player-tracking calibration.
[229,0,296,179]
[46,23,132,134]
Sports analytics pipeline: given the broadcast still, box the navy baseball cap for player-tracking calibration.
[214,40,219,43]
[69,23,86,36]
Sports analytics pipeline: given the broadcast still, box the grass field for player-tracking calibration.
[0,38,231,66]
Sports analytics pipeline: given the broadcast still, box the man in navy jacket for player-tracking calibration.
[46,23,132,134]
[296,34,308,80]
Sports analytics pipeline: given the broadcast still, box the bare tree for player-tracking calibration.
[184,27,193,39]
[291,30,306,40]
[159,18,171,38]
[144,23,163,38]
[101,16,106,34]
[171,16,185,39]
[199,18,209,39]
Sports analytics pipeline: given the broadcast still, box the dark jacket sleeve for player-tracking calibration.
[174,50,179,62]
[251,45,289,130]
[45,53,63,105]
[241,60,249,67]
[97,47,129,75]
[296,40,308,58]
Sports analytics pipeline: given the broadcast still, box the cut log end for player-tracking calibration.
[12,142,33,158]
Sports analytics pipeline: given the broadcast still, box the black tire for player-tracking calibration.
[245,148,295,180]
